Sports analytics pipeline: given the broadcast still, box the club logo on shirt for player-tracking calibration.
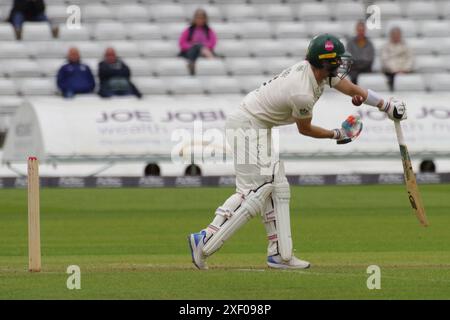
[300,108,309,115]
[324,40,334,51]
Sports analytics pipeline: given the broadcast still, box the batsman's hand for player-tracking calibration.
[381,98,407,121]
[333,115,363,144]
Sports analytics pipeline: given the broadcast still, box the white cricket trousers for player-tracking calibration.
[225,106,275,194]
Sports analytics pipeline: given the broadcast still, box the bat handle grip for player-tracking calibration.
[394,121,406,146]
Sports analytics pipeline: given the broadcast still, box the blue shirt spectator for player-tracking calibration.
[57,47,95,98]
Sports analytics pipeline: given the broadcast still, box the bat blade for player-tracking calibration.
[399,144,429,227]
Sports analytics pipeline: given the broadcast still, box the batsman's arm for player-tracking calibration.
[333,78,384,108]
[295,117,335,139]
[334,78,408,121]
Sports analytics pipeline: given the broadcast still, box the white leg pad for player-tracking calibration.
[261,196,279,257]
[202,182,273,257]
[272,161,293,261]
[207,193,244,234]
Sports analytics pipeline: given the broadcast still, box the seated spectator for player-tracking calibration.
[381,27,414,91]
[179,8,217,75]
[8,0,53,40]
[98,47,142,98]
[57,47,95,98]
[346,20,375,84]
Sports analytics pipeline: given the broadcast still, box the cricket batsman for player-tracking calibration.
[188,34,407,269]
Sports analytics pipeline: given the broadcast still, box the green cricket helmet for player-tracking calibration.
[306,33,353,82]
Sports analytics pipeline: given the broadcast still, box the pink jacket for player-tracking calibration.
[179,26,217,52]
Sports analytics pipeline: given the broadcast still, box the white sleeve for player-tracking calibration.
[330,76,342,88]
[289,94,315,119]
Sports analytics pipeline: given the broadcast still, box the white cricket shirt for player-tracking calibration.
[241,60,341,128]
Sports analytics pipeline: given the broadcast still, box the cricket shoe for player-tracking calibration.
[188,231,208,270]
[267,254,310,270]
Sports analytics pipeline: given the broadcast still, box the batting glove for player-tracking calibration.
[332,115,363,145]
[380,98,407,121]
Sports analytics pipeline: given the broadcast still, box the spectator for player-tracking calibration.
[8,0,53,40]
[57,47,95,98]
[346,20,375,84]
[98,47,142,98]
[381,27,414,91]
[179,8,217,75]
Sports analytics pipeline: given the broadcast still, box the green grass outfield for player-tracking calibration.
[0,185,449,299]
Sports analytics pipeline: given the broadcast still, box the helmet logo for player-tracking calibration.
[324,40,334,51]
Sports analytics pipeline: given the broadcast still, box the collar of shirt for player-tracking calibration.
[306,61,324,98]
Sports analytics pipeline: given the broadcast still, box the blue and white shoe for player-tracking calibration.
[188,231,208,270]
[267,254,310,270]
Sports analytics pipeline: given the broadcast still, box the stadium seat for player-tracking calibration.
[279,39,311,58]
[441,39,450,54]
[297,2,331,21]
[239,21,273,39]
[133,77,168,95]
[406,38,435,55]
[3,60,42,78]
[357,73,390,92]
[153,58,190,77]
[415,56,445,73]
[385,20,418,37]
[371,1,403,19]
[124,58,153,77]
[420,21,450,38]
[168,77,204,95]
[257,4,295,22]
[17,78,57,96]
[405,1,439,19]
[58,24,91,41]
[0,79,18,95]
[94,21,127,40]
[223,4,260,22]
[0,42,30,59]
[202,76,241,94]
[394,74,426,91]
[0,23,16,41]
[372,56,382,73]
[46,5,68,24]
[103,0,141,4]
[195,59,228,76]
[138,41,179,58]
[425,73,450,91]
[332,1,365,20]
[235,75,266,93]
[160,23,186,40]
[113,4,150,22]
[149,4,186,23]
[249,40,287,57]
[82,4,114,22]
[38,59,63,77]
[226,58,264,76]
[127,23,162,40]
[443,1,450,19]
[22,23,53,41]
[215,40,251,58]
[274,22,309,39]
[81,59,98,75]
[26,42,67,59]
[309,22,346,38]
[260,57,298,76]
[63,41,102,59]
[212,23,240,39]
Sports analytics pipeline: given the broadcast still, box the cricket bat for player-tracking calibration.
[394,121,429,227]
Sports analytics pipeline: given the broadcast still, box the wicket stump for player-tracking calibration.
[28,156,41,272]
